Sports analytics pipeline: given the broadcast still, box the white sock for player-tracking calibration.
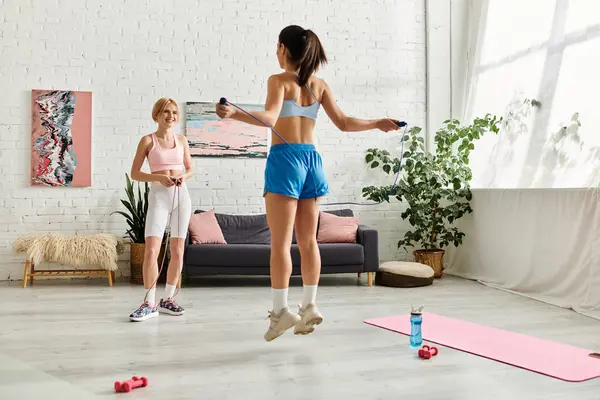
[164,284,176,300]
[302,285,318,308]
[145,288,156,306]
[272,288,288,314]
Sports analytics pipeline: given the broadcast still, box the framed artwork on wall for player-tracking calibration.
[31,89,92,187]
[184,101,268,158]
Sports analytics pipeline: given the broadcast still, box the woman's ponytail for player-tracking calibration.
[278,26,327,86]
[297,29,327,86]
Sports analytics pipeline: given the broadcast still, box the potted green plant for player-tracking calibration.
[111,174,166,284]
[361,114,502,277]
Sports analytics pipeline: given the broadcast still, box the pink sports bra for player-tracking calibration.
[147,132,185,173]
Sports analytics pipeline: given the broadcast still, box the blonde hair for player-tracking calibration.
[152,98,179,122]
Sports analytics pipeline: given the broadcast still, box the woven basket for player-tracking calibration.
[413,249,445,278]
[129,242,166,285]
[129,243,145,285]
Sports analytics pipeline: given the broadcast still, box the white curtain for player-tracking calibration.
[455,0,600,189]
[443,0,600,319]
[451,0,487,121]
[445,189,600,320]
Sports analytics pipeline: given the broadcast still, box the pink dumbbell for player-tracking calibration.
[114,376,148,392]
[418,345,438,359]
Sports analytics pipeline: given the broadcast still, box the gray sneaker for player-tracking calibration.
[294,304,323,335]
[264,307,301,342]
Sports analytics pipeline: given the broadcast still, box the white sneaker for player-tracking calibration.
[264,307,301,342]
[294,303,323,335]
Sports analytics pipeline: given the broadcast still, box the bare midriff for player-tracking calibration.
[152,169,183,178]
[271,118,316,145]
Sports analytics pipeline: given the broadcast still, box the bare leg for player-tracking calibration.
[263,192,301,341]
[265,193,297,289]
[166,238,185,286]
[130,182,170,322]
[293,198,324,335]
[158,183,190,315]
[142,236,162,290]
[295,198,321,286]
[129,236,162,321]
[156,236,186,316]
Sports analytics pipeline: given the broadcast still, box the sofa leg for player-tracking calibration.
[357,273,362,281]
[367,272,374,287]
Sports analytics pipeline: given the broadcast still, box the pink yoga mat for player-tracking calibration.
[364,312,600,382]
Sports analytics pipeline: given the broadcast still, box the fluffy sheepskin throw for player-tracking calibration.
[13,233,124,272]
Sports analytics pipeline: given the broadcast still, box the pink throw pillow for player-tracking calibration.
[317,212,359,243]
[188,210,227,244]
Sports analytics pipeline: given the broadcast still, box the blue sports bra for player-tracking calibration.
[279,85,320,121]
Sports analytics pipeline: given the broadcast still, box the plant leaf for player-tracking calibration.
[359,113,500,250]
[452,178,461,190]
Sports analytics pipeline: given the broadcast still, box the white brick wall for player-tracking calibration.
[0,0,426,280]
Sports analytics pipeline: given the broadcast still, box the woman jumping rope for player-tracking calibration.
[216,25,400,341]
[128,98,194,322]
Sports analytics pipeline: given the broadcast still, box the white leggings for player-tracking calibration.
[145,183,192,239]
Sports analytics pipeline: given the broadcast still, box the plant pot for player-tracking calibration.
[129,243,145,285]
[129,242,167,285]
[413,249,445,278]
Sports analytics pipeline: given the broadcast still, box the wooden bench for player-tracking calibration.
[22,259,116,287]
[13,233,123,288]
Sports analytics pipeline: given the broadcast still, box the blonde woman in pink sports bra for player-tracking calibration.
[129,98,193,322]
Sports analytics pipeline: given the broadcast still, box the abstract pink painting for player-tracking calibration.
[31,89,92,187]
[185,101,268,158]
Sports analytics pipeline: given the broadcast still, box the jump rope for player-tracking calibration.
[219,97,409,206]
[143,177,182,305]
[140,99,408,305]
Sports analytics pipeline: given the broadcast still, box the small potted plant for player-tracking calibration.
[112,174,166,284]
[362,114,502,277]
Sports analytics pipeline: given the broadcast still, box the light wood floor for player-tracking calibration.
[1,274,599,399]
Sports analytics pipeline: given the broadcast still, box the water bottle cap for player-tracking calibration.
[411,305,424,315]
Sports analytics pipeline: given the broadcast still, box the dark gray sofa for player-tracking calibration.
[183,209,379,286]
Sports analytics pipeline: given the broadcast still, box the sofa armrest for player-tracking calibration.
[357,225,379,272]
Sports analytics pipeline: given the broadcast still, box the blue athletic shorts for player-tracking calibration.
[264,144,329,199]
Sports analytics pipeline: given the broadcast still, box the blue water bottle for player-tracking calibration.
[409,305,424,348]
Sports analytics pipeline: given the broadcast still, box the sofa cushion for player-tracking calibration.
[185,243,364,267]
[188,210,227,244]
[194,210,270,244]
[321,208,354,218]
[292,209,355,244]
[317,211,359,243]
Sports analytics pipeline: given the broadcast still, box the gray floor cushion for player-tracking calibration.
[376,261,434,287]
